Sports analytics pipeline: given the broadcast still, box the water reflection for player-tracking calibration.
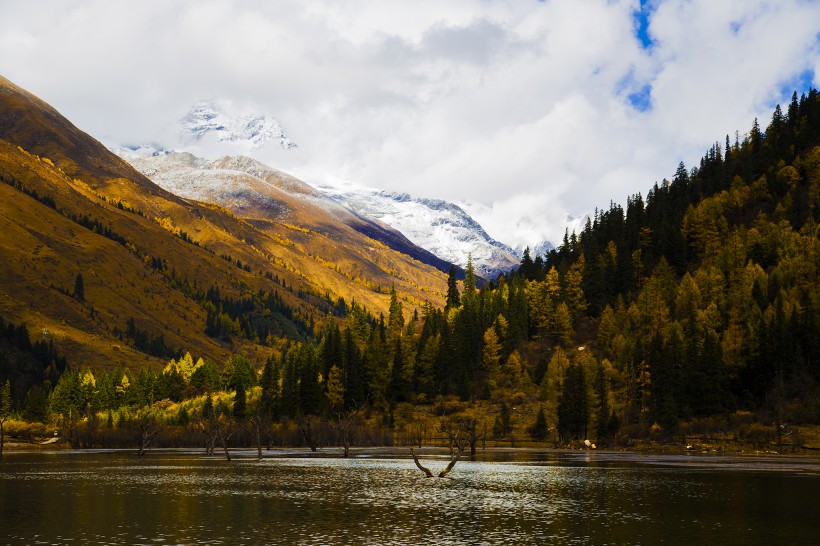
[0,451,817,545]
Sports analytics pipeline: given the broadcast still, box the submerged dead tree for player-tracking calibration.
[409,423,468,478]
[298,415,320,452]
[137,416,162,456]
[329,403,365,458]
[243,414,267,460]
[215,416,238,461]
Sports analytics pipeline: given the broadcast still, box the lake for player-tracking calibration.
[0,449,817,545]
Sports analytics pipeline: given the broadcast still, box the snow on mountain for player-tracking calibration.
[115,151,321,222]
[318,185,520,279]
[512,240,554,261]
[111,143,173,159]
[113,147,520,278]
[112,103,551,279]
[179,101,297,151]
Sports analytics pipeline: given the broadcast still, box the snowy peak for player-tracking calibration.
[110,143,173,159]
[321,186,520,279]
[179,101,297,151]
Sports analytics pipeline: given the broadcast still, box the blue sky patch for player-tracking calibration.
[776,68,816,106]
[628,84,653,112]
[632,0,655,49]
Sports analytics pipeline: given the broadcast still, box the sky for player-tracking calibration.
[1,0,818,248]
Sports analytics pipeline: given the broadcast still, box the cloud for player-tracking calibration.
[1,0,818,249]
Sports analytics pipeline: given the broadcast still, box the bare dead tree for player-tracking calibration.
[215,416,238,461]
[329,403,365,458]
[409,447,435,477]
[297,415,319,452]
[197,413,219,455]
[244,414,266,460]
[459,417,485,461]
[409,422,468,478]
[137,417,162,456]
[199,420,218,455]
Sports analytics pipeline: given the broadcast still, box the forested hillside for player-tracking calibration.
[0,75,448,392]
[3,83,818,452]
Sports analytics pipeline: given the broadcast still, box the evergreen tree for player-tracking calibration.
[259,355,279,418]
[387,284,405,345]
[493,401,513,439]
[445,265,461,310]
[594,360,610,442]
[233,383,246,419]
[388,339,409,404]
[463,254,477,300]
[529,406,548,441]
[73,273,85,302]
[202,392,214,420]
[557,363,588,442]
[342,328,365,407]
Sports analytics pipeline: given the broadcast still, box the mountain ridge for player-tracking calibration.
[0,76,449,370]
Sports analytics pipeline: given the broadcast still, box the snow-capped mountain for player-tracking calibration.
[111,143,172,159]
[114,148,521,279]
[112,103,565,279]
[318,186,520,278]
[113,150,467,276]
[179,101,297,151]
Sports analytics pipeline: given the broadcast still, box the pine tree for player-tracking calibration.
[202,392,214,420]
[445,265,461,310]
[557,363,588,442]
[233,383,246,419]
[388,339,408,403]
[529,406,548,441]
[73,273,85,302]
[594,360,610,442]
[493,401,513,439]
[259,355,279,418]
[387,284,405,344]
[463,254,477,300]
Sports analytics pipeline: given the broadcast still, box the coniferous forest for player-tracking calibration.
[2,91,819,455]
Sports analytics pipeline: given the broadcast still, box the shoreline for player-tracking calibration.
[3,442,820,462]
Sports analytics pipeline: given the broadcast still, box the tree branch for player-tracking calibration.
[409,447,434,478]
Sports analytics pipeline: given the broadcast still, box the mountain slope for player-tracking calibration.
[116,151,468,278]
[0,76,448,370]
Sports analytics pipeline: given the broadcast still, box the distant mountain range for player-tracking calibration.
[115,101,562,278]
[117,141,523,278]
[112,148,467,279]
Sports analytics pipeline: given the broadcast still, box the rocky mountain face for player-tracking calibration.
[318,185,522,279]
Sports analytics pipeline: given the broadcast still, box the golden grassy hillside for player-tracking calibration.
[0,76,447,371]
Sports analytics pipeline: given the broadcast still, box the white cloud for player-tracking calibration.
[1,0,817,249]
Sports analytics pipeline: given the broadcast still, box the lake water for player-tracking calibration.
[0,449,817,545]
